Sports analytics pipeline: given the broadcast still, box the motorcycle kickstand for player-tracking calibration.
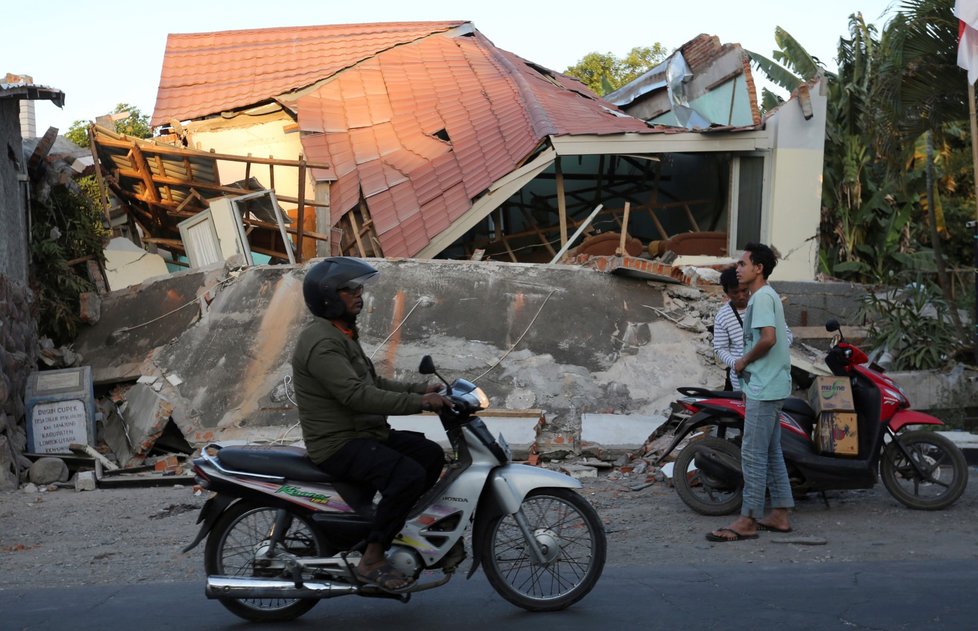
[819,490,830,509]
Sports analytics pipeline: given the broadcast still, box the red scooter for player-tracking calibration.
[656,320,968,515]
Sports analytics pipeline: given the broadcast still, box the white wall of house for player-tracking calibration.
[762,79,828,282]
[182,112,331,256]
[184,114,306,195]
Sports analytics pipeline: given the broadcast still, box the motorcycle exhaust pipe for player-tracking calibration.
[206,576,358,600]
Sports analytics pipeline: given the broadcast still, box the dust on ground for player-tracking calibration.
[1,469,976,590]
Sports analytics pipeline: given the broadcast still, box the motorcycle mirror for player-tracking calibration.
[825,319,840,333]
[418,355,452,395]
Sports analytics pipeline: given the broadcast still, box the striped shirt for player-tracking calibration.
[713,301,794,391]
[713,302,745,390]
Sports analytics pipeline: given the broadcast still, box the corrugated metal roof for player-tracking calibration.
[151,21,466,125]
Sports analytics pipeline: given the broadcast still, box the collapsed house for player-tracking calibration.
[91,22,826,285]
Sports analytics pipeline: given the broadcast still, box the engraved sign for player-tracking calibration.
[30,400,88,454]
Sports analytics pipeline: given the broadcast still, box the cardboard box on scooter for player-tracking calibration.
[808,376,855,413]
[816,411,859,456]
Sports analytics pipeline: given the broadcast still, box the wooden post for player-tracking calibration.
[296,157,307,263]
[555,158,568,247]
[549,204,604,264]
[617,201,631,256]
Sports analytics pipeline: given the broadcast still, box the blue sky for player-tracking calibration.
[4,0,898,133]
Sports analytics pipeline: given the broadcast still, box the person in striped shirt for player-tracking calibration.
[713,267,793,391]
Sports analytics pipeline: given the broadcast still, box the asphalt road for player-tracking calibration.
[2,560,976,631]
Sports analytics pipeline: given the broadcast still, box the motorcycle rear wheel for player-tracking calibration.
[673,436,743,516]
[482,488,606,612]
[204,500,330,622]
[880,430,968,510]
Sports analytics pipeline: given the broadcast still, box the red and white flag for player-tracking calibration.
[956,0,978,84]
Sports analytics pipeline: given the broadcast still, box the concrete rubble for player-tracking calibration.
[9,256,978,494]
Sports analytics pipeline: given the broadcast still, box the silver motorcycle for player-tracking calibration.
[184,355,606,622]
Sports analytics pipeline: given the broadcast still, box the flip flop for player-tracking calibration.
[705,527,759,542]
[757,523,793,533]
[354,563,415,593]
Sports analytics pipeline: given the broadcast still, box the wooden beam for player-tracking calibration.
[296,157,307,262]
[555,158,568,247]
[617,201,632,255]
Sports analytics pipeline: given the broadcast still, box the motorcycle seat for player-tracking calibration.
[677,386,742,400]
[782,397,815,419]
[216,445,334,482]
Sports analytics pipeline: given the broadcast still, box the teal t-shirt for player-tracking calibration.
[741,284,791,401]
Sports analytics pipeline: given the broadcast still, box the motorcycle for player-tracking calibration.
[184,355,606,622]
[656,319,968,516]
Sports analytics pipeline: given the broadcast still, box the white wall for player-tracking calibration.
[763,79,828,281]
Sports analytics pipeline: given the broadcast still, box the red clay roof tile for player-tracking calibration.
[157,22,667,257]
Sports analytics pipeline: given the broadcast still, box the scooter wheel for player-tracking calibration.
[673,436,743,516]
[881,430,969,510]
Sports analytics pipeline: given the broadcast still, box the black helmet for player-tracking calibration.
[302,257,378,318]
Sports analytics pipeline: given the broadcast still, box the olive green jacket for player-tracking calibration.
[292,317,426,464]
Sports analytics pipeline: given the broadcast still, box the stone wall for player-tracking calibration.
[0,274,36,489]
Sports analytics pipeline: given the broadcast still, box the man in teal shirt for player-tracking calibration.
[707,242,794,541]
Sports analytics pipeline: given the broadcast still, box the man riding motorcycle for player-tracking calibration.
[291,257,452,592]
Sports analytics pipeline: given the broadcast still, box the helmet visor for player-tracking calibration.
[339,271,378,292]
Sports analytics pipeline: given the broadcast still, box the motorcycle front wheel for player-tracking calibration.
[482,488,606,612]
[880,430,969,510]
[673,436,744,516]
[204,501,330,622]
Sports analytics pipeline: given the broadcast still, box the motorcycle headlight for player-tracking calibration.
[473,386,489,410]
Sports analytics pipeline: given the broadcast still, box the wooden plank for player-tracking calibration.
[348,206,367,257]
[791,326,868,340]
[69,443,119,471]
[617,201,631,255]
[296,158,307,262]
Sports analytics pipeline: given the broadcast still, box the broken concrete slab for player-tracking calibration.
[72,265,226,384]
[74,470,97,491]
[581,413,669,450]
[109,384,174,467]
[102,237,170,291]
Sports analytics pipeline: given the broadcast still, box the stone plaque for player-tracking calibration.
[30,400,88,454]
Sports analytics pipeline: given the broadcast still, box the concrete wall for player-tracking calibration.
[772,280,867,327]
[74,260,719,450]
[1,99,29,283]
[184,112,308,197]
[764,80,828,282]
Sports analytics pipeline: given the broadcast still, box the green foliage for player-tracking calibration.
[29,186,107,344]
[564,45,667,95]
[62,103,153,148]
[65,120,90,148]
[113,103,152,139]
[858,278,965,369]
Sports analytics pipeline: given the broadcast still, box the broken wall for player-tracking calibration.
[0,275,37,489]
[74,259,720,451]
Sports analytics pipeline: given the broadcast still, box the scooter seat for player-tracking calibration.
[782,397,815,419]
[216,445,334,482]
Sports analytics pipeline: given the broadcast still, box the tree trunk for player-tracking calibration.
[925,132,965,337]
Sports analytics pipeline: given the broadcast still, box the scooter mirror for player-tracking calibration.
[825,319,840,333]
[419,355,436,375]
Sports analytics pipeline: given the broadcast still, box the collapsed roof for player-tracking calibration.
[151,21,679,258]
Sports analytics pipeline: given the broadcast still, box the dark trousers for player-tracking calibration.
[318,430,444,547]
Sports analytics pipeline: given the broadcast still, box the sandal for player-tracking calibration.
[705,527,759,542]
[354,562,415,592]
